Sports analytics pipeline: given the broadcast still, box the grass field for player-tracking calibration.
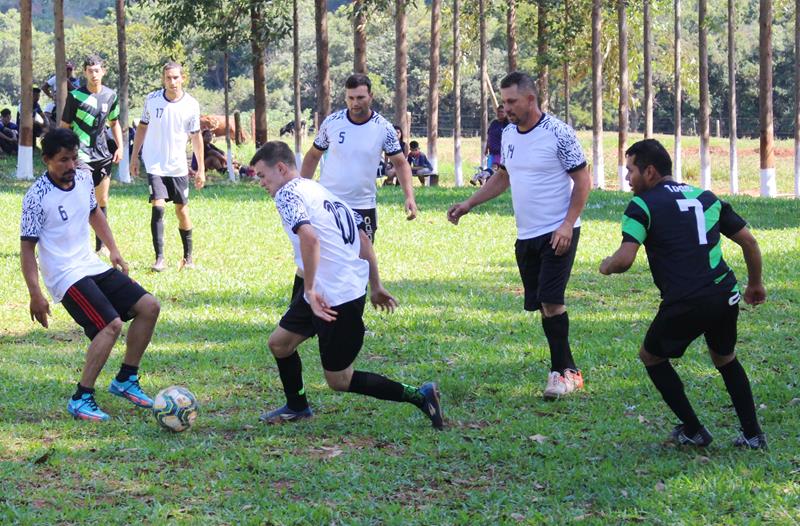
[0,137,799,524]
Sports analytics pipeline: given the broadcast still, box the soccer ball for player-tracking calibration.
[152,386,198,432]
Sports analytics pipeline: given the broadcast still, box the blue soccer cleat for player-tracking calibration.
[109,375,154,408]
[419,382,444,430]
[67,393,110,421]
[259,404,313,424]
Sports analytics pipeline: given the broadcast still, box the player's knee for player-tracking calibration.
[104,317,124,337]
[267,333,293,358]
[638,346,666,366]
[324,372,352,392]
[710,350,736,368]
[138,294,161,320]
[541,303,565,318]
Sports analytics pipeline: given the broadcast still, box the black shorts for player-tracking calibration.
[86,159,113,187]
[61,269,149,340]
[148,174,190,204]
[644,292,740,359]
[515,227,580,311]
[278,294,366,372]
[353,208,377,243]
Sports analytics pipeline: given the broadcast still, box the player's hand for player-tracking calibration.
[743,282,766,306]
[130,159,139,178]
[112,147,123,164]
[109,250,129,275]
[405,198,418,220]
[370,286,398,313]
[550,221,574,256]
[194,168,206,190]
[29,294,51,328]
[599,257,613,275]
[447,202,471,225]
[308,289,337,322]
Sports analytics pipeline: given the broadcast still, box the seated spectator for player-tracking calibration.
[17,87,50,140]
[407,140,434,185]
[0,108,19,154]
[190,129,233,175]
[381,124,408,186]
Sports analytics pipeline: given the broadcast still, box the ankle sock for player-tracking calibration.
[116,363,139,382]
[73,383,95,401]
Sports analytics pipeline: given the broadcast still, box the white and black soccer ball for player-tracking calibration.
[152,386,198,432]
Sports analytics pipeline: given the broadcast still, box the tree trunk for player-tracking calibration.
[394,0,409,139]
[537,1,549,112]
[699,0,711,189]
[293,0,302,162]
[795,0,800,196]
[759,0,775,196]
[618,0,629,191]
[564,0,570,125]
[453,0,462,186]
[507,0,518,71]
[251,4,268,146]
[643,0,653,137]
[115,0,131,183]
[54,0,67,124]
[428,0,441,172]
[479,0,487,166]
[591,0,604,188]
[728,0,738,193]
[315,0,331,119]
[223,51,235,181]
[17,0,33,180]
[674,0,682,182]
[354,0,368,74]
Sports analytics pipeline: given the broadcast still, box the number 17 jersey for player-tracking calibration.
[620,180,747,304]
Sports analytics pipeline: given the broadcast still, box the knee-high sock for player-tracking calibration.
[348,371,424,407]
[645,361,701,435]
[150,206,165,259]
[95,206,107,251]
[541,311,577,373]
[275,352,308,411]
[179,228,192,259]
[717,358,762,438]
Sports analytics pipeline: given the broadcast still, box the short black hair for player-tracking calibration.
[345,73,371,93]
[42,128,80,158]
[0,108,10,116]
[409,140,420,149]
[83,54,104,69]
[249,141,296,169]
[499,71,538,96]
[625,139,672,178]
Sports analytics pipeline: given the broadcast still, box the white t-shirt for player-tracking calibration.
[313,109,402,209]
[275,178,369,307]
[20,170,111,303]
[140,89,200,177]
[500,113,587,240]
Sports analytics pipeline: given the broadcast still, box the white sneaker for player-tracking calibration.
[543,371,567,400]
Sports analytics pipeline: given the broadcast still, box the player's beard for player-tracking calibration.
[55,169,76,186]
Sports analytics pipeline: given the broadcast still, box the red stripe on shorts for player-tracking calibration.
[67,287,107,331]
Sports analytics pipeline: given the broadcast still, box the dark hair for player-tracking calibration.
[42,128,80,158]
[499,71,538,96]
[625,139,672,177]
[32,86,41,93]
[0,108,10,116]
[345,73,371,93]
[409,140,420,149]
[249,141,296,169]
[83,54,104,69]
[163,61,183,74]
[497,105,504,111]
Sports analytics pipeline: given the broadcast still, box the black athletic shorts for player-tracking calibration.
[278,294,366,372]
[644,291,740,359]
[353,208,377,243]
[61,268,149,340]
[88,159,113,187]
[515,227,580,311]
[148,174,190,204]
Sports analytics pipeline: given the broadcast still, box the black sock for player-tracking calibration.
[151,206,165,259]
[116,363,139,382]
[645,361,702,435]
[717,358,762,438]
[72,383,95,400]
[276,352,308,411]
[541,311,577,373]
[348,371,424,407]
[291,274,304,302]
[95,206,107,251]
[179,228,192,260]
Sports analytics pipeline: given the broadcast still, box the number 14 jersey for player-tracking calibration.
[621,180,747,304]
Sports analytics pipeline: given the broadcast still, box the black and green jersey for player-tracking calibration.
[621,180,747,304]
[62,86,119,163]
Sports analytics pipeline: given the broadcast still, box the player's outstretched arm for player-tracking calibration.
[129,122,148,178]
[89,207,128,275]
[300,147,323,179]
[20,240,50,328]
[729,227,766,305]
[358,230,398,313]
[297,224,337,321]
[447,165,510,225]
[388,152,418,220]
[599,242,640,275]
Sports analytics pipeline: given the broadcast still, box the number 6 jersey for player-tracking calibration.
[275,177,369,307]
[620,180,747,305]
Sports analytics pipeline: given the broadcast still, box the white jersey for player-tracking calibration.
[140,89,200,177]
[500,113,587,240]
[20,170,111,303]
[313,109,402,209]
[275,178,369,307]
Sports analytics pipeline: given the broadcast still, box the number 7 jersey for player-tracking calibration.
[620,180,747,304]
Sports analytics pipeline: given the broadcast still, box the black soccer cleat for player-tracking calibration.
[733,431,768,450]
[670,424,713,447]
[419,382,444,430]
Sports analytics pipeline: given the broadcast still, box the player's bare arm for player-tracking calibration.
[447,165,510,225]
[110,120,123,164]
[358,229,398,313]
[297,224,337,322]
[190,131,205,189]
[729,227,766,306]
[20,240,51,328]
[130,121,148,178]
[551,165,591,256]
[599,241,641,275]
[89,207,128,275]
[300,147,323,179]
[387,151,418,220]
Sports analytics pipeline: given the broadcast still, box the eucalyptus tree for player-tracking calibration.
[699,0,711,190]
[643,0,652,138]
[592,0,603,188]
[315,0,331,120]
[453,0,463,186]
[54,0,67,123]
[115,0,131,182]
[759,0,775,196]
[728,0,738,193]
[618,0,629,191]
[508,0,518,71]
[395,0,408,138]
[674,0,682,182]
[428,0,441,171]
[17,0,34,180]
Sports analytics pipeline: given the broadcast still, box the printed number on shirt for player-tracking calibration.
[324,200,356,245]
[506,144,514,159]
[677,198,708,245]
[58,205,68,221]
[155,108,164,119]
[338,131,346,144]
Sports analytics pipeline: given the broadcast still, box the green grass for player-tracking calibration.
[0,147,799,524]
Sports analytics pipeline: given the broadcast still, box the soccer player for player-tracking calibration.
[600,139,767,449]
[251,141,443,429]
[447,71,591,400]
[60,55,124,255]
[20,129,160,421]
[131,61,204,272]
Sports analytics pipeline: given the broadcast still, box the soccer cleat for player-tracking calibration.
[670,424,713,447]
[151,257,165,272]
[563,369,584,393]
[178,257,195,270]
[543,371,566,400]
[733,431,768,450]
[67,393,110,421]
[109,375,154,408]
[419,382,444,430]
[260,404,313,424]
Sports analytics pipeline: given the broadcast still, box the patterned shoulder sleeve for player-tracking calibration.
[554,120,587,173]
[380,116,402,156]
[86,172,98,211]
[20,180,45,241]
[275,182,311,233]
[499,125,515,165]
[140,92,154,125]
[313,113,334,151]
